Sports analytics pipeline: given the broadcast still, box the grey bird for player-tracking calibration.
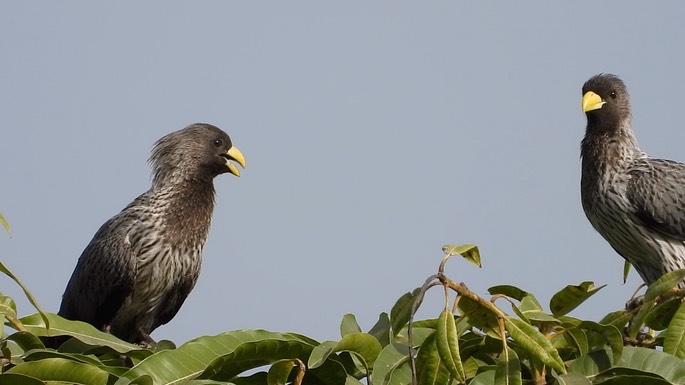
[58,123,246,346]
[581,74,685,285]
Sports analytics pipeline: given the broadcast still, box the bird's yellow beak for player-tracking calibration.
[582,91,606,112]
[225,146,246,177]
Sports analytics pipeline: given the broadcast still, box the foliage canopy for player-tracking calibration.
[2,219,685,384]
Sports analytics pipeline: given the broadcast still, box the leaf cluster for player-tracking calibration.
[2,221,685,385]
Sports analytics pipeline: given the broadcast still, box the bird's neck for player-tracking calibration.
[581,119,640,176]
[155,177,217,248]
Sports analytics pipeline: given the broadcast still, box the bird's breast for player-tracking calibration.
[112,241,204,329]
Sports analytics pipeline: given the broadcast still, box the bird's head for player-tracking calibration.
[150,123,246,185]
[581,74,632,132]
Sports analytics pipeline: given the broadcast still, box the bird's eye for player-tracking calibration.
[213,139,223,147]
[610,91,617,99]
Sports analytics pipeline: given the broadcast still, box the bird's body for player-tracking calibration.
[581,74,685,285]
[58,123,245,345]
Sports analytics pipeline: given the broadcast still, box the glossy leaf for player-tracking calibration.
[488,285,529,301]
[598,310,631,330]
[644,297,680,330]
[340,314,362,337]
[442,244,481,267]
[458,296,498,331]
[644,269,685,302]
[308,333,381,370]
[371,343,411,385]
[504,318,565,373]
[0,373,46,385]
[7,357,109,384]
[4,331,45,352]
[469,370,496,385]
[577,321,623,364]
[0,263,48,329]
[549,282,604,317]
[435,310,465,382]
[553,372,592,385]
[623,260,631,284]
[267,359,297,385]
[495,347,521,385]
[415,332,450,385]
[390,289,420,337]
[519,294,543,313]
[562,327,589,356]
[368,312,391,347]
[0,293,17,319]
[20,313,139,353]
[0,214,9,234]
[569,346,685,383]
[117,330,346,385]
[629,303,657,339]
[522,311,558,324]
[664,300,685,358]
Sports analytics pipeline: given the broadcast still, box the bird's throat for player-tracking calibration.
[159,179,216,248]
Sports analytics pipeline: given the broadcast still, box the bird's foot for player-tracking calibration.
[625,295,644,310]
[137,330,158,349]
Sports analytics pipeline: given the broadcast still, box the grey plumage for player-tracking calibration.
[58,123,246,345]
[581,74,685,285]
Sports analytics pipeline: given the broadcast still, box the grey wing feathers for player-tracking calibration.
[152,276,197,331]
[58,215,135,329]
[627,158,685,241]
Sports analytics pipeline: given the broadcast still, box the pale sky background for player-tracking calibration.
[2,3,685,345]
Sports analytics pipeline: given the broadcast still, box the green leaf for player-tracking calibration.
[308,333,382,370]
[495,347,521,385]
[458,296,499,331]
[569,346,685,383]
[503,318,565,374]
[562,327,589,356]
[435,309,465,382]
[522,311,559,324]
[0,213,10,234]
[0,293,17,319]
[519,294,543,313]
[117,330,345,385]
[577,321,623,364]
[19,313,140,353]
[623,260,631,284]
[5,331,46,352]
[266,359,297,385]
[593,373,671,385]
[368,312,391,347]
[463,355,492,379]
[598,310,632,330]
[344,376,365,385]
[644,269,685,302]
[308,341,336,369]
[663,300,685,358]
[469,369,496,385]
[628,298,657,339]
[415,332,450,385]
[644,296,680,330]
[0,373,46,385]
[488,285,529,301]
[442,244,481,267]
[0,262,48,329]
[390,288,421,338]
[395,327,435,348]
[549,282,604,317]
[340,314,362,337]
[371,343,411,385]
[7,357,109,384]
[0,293,17,335]
[553,372,592,385]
